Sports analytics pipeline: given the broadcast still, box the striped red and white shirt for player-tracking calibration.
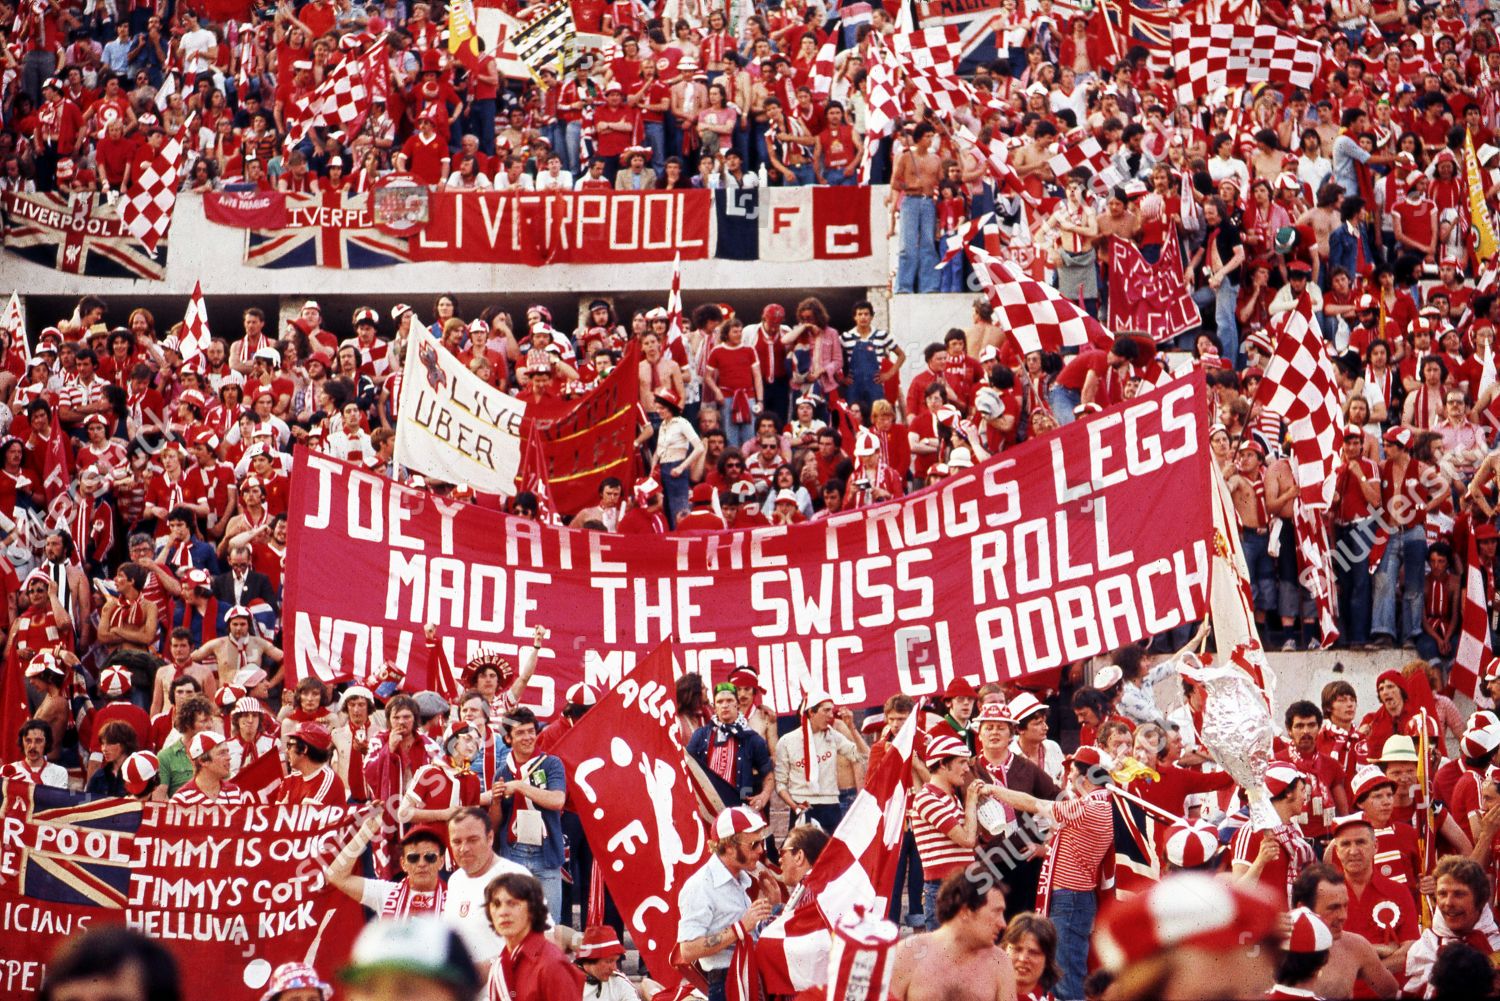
[171,779,254,806]
[910,783,973,880]
[1047,790,1114,891]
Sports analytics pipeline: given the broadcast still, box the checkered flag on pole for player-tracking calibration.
[180,280,211,366]
[1252,297,1343,507]
[1171,22,1322,103]
[296,40,385,147]
[968,246,1112,354]
[121,119,189,255]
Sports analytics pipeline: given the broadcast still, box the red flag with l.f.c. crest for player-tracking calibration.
[550,639,710,996]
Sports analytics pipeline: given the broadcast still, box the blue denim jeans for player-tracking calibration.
[1049,887,1097,1001]
[468,97,496,155]
[1192,279,1240,365]
[663,467,691,527]
[501,843,564,922]
[1049,385,1081,425]
[897,196,939,293]
[1335,520,1373,645]
[922,878,943,931]
[644,121,666,173]
[564,120,583,174]
[823,166,854,185]
[1372,525,1427,642]
[725,411,755,451]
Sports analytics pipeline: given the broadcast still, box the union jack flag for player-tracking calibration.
[1108,785,1160,898]
[245,191,409,269]
[3,782,142,908]
[1,192,167,280]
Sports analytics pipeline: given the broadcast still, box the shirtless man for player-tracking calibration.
[1298,863,1401,1000]
[1227,439,1276,627]
[190,607,283,688]
[1093,190,1140,278]
[152,627,219,715]
[889,874,1017,1001]
[637,329,684,412]
[1009,120,1056,180]
[892,122,943,294]
[1297,189,1341,265]
[965,298,1008,360]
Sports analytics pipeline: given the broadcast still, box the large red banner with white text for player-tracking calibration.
[408,189,711,265]
[284,377,1216,716]
[0,783,365,1000]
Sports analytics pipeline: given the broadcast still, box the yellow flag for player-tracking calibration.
[1466,128,1498,262]
[448,0,481,69]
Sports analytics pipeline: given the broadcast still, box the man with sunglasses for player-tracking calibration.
[326,810,449,918]
[675,806,777,1001]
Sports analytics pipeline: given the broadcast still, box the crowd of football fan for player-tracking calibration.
[11,0,1500,996]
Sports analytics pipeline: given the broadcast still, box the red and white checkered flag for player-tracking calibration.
[938,212,994,268]
[968,246,1112,355]
[296,40,385,146]
[890,25,963,71]
[1171,22,1321,102]
[1457,522,1493,700]
[1049,130,1126,191]
[121,121,188,255]
[1253,298,1343,506]
[180,280,211,366]
[1294,499,1340,649]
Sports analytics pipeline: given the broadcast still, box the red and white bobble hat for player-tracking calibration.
[188,730,225,760]
[1461,725,1500,760]
[1350,765,1396,804]
[1484,656,1500,684]
[1164,820,1221,868]
[923,734,973,768]
[565,682,598,708]
[1096,873,1283,973]
[121,751,160,795]
[713,806,769,841]
[1264,761,1303,798]
[1285,906,1333,954]
[99,664,132,698]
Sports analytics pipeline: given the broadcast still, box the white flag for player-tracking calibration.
[393,326,527,495]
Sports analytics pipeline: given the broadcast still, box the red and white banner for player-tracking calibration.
[0,783,365,1000]
[551,640,708,995]
[203,190,290,230]
[284,377,1216,714]
[1106,232,1200,343]
[530,339,642,516]
[759,187,872,263]
[409,190,711,265]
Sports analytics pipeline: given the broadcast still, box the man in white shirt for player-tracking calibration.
[177,11,218,77]
[773,688,868,832]
[443,806,530,975]
[3,720,69,788]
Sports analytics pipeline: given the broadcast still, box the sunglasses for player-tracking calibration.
[405,851,441,864]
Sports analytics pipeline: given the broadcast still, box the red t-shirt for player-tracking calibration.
[592,105,637,157]
[706,344,757,393]
[1391,196,1436,250]
[401,131,449,184]
[299,0,338,36]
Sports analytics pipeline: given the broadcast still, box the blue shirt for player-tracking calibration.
[1332,134,1371,198]
[677,854,752,971]
[497,753,567,869]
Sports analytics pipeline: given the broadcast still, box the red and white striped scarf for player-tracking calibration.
[379,878,445,918]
